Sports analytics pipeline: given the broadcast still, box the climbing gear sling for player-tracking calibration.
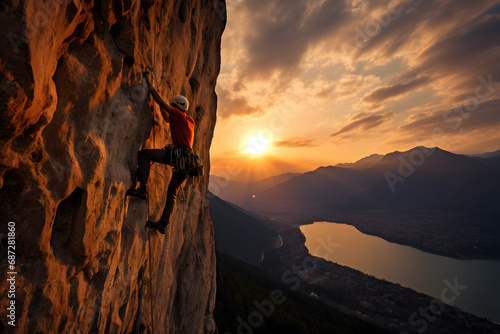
[161,144,204,184]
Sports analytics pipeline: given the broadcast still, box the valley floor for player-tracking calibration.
[257,223,500,334]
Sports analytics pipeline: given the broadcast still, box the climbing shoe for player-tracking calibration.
[146,220,169,234]
[125,188,147,200]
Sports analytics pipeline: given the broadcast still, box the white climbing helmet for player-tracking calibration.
[169,95,189,111]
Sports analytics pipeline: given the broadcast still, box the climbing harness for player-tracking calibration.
[161,144,205,183]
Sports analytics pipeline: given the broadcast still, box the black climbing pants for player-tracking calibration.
[137,148,187,222]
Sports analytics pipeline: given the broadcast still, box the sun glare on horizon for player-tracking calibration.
[245,134,271,155]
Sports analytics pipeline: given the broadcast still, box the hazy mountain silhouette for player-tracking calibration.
[466,149,500,171]
[252,166,381,211]
[468,149,500,159]
[351,148,500,215]
[209,193,278,264]
[209,172,301,204]
[246,147,500,219]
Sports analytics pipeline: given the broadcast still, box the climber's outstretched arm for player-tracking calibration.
[159,106,170,124]
[145,76,171,123]
[147,84,170,111]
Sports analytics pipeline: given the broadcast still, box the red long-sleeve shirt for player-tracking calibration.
[169,107,194,148]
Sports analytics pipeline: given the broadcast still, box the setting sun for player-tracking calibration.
[245,134,270,155]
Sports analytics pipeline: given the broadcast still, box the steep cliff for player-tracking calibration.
[0,0,226,332]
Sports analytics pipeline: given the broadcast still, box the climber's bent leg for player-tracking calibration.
[160,171,187,223]
[137,149,170,187]
[146,220,167,234]
[127,149,170,200]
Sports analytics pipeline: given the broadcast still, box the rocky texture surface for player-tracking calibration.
[0,0,225,332]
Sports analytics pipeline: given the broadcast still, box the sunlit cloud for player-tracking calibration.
[400,98,500,134]
[331,112,392,139]
[316,74,381,101]
[217,88,263,119]
[239,0,350,83]
[211,0,500,177]
[400,10,500,101]
[362,77,430,104]
[274,138,317,148]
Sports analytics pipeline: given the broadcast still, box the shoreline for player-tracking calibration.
[299,221,500,323]
[300,220,500,262]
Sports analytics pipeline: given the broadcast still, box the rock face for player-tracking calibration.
[0,0,226,332]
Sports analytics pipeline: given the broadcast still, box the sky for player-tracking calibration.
[210,0,500,181]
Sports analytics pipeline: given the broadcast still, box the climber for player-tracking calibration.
[126,69,195,234]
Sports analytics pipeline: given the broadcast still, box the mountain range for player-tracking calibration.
[208,172,300,204]
[210,146,500,258]
[214,147,500,217]
[465,149,500,171]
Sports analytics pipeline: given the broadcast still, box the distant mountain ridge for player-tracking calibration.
[230,146,500,258]
[464,149,500,171]
[210,147,500,216]
[251,146,500,214]
[208,146,500,259]
[467,149,500,159]
[335,154,384,169]
[209,172,301,203]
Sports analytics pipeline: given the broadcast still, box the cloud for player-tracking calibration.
[355,1,498,57]
[398,6,500,99]
[331,112,390,138]
[231,0,500,94]
[383,97,500,152]
[400,98,500,135]
[216,88,263,119]
[239,0,350,81]
[215,0,500,158]
[274,138,317,148]
[362,77,430,103]
[316,74,380,101]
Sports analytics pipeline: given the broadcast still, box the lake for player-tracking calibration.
[300,221,500,322]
